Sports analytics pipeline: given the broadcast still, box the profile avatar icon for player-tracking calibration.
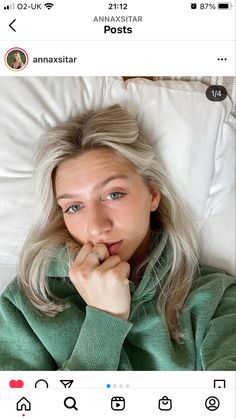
[205,396,220,411]
[5,47,28,71]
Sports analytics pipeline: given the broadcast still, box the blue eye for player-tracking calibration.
[64,204,82,214]
[107,192,125,200]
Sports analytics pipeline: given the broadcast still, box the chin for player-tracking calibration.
[121,247,137,262]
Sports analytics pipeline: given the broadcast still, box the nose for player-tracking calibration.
[87,203,112,238]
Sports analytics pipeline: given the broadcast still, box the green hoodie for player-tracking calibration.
[0,232,235,371]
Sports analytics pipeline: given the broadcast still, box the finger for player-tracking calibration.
[73,242,93,266]
[109,261,131,282]
[86,250,104,267]
[87,242,110,264]
[98,255,122,271]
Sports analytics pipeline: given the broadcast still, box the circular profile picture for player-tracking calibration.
[205,396,220,411]
[5,47,28,71]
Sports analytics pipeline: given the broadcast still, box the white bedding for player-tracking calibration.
[0,76,235,293]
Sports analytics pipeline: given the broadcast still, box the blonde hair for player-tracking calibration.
[12,52,22,61]
[17,104,199,341]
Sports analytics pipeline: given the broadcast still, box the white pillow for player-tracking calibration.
[0,76,235,293]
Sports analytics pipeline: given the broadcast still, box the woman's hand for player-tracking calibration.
[69,242,131,321]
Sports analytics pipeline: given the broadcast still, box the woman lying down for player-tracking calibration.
[0,104,235,370]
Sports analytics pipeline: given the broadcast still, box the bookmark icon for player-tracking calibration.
[60,380,74,388]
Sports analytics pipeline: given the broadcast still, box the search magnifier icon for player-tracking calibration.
[64,397,78,411]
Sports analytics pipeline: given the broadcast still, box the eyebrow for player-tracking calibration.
[56,174,128,201]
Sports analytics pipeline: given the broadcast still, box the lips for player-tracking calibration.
[105,240,123,255]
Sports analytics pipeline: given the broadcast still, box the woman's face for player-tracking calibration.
[55,149,160,263]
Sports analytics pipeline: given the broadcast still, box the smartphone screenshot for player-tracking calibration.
[0,1,235,418]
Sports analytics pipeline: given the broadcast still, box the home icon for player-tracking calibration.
[16,397,31,411]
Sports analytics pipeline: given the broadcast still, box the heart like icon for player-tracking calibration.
[9,380,24,388]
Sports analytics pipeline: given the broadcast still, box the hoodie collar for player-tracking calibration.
[130,230,172,303]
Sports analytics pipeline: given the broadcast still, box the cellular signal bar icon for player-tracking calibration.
[44,2,54,9]
[4,3,15,10]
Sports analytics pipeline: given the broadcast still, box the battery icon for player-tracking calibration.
[217,3,232,8]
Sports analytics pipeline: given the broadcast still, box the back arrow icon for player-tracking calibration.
[9,19,16,32]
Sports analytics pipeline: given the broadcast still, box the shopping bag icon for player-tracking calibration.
[158,396,172,410]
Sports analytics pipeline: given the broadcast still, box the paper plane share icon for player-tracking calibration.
[60,380,74,388]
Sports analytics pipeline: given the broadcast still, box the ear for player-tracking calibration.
[150,188,161,212]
